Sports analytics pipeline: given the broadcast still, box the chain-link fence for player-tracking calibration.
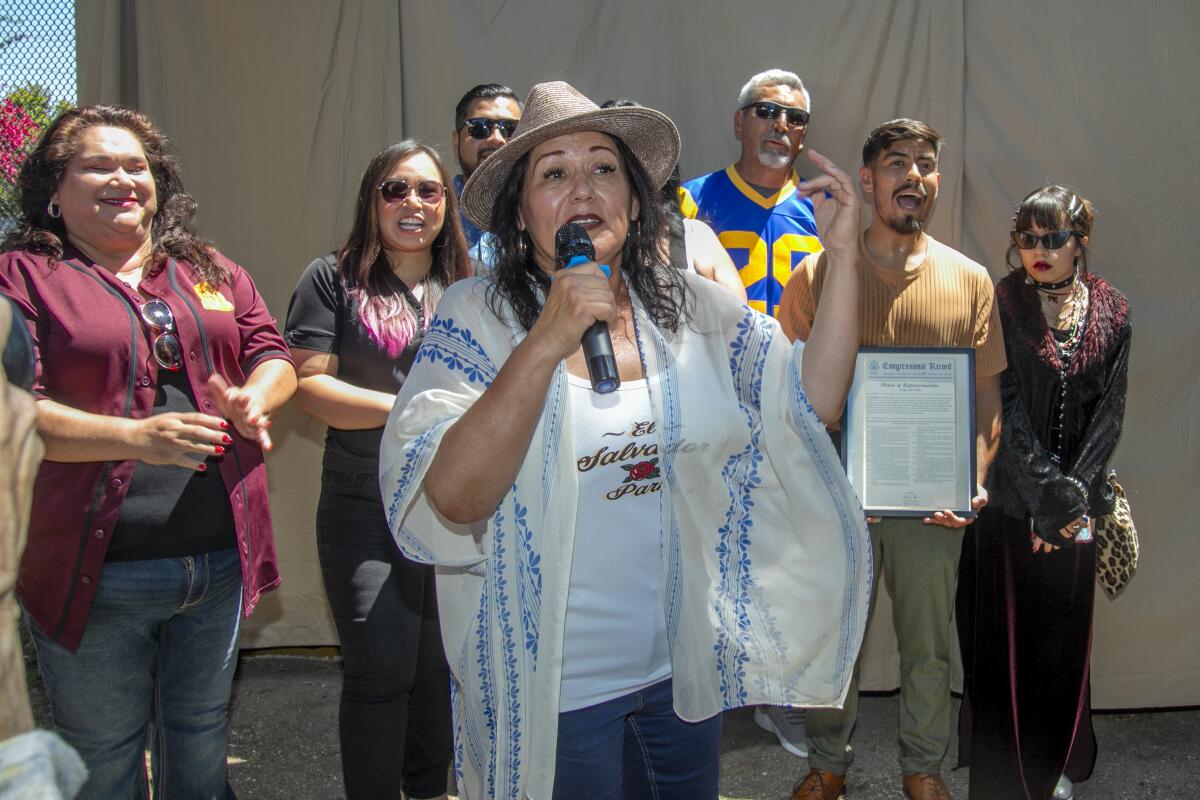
[1,1,76,232]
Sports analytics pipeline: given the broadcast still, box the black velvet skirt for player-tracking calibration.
[955,507,1098,799]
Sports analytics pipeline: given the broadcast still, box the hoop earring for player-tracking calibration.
[47,200,61,219]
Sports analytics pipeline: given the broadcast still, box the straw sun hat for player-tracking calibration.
[460,80,681,232]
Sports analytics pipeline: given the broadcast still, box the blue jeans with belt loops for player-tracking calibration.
[552,678,722,799]
[28,548,243,800]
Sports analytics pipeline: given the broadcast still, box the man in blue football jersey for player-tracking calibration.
[681,69,822,317]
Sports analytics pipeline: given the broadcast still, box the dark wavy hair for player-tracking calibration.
[485,135,689,334]
[862,118,943,167]
[339,139,472,356]
[1,104,226,285]
[1005,184,1095,272]
[601,99,688,268]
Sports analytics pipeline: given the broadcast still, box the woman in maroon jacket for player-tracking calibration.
[0,105,295,799]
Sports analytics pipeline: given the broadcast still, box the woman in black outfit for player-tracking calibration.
[956,185,1131,800]
[285,140,472,800]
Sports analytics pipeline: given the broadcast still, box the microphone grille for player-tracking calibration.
[555,222,594,267]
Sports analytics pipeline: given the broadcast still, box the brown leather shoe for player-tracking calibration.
[791,768,847,800]
[902,772,953,800]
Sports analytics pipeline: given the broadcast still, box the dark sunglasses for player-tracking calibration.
[378,179,445,204]
[742,101,810,128]
[140,298,182,372]
[1011,229,1074,250]
[462,117,519,140]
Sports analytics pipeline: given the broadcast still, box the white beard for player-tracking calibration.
[756,138,792,170]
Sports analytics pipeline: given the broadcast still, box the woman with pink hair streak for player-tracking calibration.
[285,140,473,800]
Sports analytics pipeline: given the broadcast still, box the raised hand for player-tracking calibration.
[795,149,860,257]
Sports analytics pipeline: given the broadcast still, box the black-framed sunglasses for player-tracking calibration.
[462,117,519,140]
[140,298,182,372]
[742,101,810,128]
[1011,229,1074,250]
[378,179,445,204]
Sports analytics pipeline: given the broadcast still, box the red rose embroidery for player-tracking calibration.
[621,458,660,483]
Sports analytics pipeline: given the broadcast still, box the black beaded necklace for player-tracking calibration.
[1045,276,1089,465]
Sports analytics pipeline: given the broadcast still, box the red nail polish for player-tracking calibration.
[222,435,232,444]
[215,446,225,455]
[219,421,229,429]
[197,463,208,472]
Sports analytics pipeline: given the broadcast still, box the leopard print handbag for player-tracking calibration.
[1094,470,1138,599]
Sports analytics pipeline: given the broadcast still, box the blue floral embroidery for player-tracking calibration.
[488,500,524,799]
[788,352,870,683]
[475,509,499,797]
[712,309,778,705]
[450,678,466,790]
[455,633,488,787]
[384,422,446,562]
[714,444,761,705]
[637,309,685,643]
[513,500,542,660]
[540,372,565,517]
[414,315,497,387]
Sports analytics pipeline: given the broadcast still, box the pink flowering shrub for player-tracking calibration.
[1,97,38,183]
[1,85,71,224]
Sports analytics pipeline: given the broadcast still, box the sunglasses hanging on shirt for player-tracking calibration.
[140,298,183,372]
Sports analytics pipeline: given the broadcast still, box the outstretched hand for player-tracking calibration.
[209,374,274,451]
[923,486,988,529]
[796,149,860,256]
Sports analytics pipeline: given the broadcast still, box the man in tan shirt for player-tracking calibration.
[780,119,1005,800]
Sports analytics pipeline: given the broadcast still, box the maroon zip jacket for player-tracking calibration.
[0,246,292,652]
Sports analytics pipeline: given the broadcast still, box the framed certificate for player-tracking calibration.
[840,347,976,518]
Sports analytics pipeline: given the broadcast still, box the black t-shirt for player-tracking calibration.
[108,366,237,562]
[284,254,424,472]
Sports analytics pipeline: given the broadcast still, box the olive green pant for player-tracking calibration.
[806,516,963,776]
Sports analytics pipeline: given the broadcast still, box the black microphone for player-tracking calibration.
[554,222,620,394]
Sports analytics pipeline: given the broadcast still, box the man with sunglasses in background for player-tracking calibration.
[680,68,822,318]
[451,83,521,268]
[778,119,1005,800]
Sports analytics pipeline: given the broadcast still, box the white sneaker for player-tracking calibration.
[1053,775,1074,800]
[752,705,808,757]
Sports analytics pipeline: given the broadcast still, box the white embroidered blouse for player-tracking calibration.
[380,272,871,799]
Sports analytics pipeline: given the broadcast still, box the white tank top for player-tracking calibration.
[559,373,672,712]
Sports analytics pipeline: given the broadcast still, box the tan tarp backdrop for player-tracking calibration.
[74,1,1199,709]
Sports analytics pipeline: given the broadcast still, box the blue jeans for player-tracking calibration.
[29,548,243,800]
[317,468,452,800]
[552,678,722,800]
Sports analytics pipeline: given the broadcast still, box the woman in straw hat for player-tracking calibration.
[380,81,871,799]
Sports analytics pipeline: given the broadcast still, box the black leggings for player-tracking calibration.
[317,467,452,800]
